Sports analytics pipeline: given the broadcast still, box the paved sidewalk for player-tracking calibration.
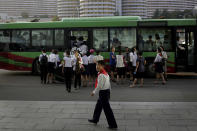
[0,101,197,131]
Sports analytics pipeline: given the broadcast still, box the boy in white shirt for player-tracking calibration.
[89,60,118,130]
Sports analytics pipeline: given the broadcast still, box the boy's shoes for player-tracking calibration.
[88,119,97,124]
[108,126,118,130]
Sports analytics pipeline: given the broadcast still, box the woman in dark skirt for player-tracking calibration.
[81,53,89,87]
[62,50,73,93]
[130,51,146,88]
[88,49,96,84]
[154,47,166,85]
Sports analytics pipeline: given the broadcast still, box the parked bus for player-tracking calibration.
[0,16,196,75]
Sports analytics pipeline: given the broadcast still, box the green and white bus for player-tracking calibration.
[0,16,196,75]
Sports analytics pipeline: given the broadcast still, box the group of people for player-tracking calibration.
[39,49,60,84]
[39,45,168,89]
[39,49,118,129]
[109,46,167,88]
[39,48,104,91]
[38,45,168,130]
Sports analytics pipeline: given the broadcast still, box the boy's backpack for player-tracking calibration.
[40,55,48,65]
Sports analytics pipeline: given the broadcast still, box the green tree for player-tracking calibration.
[152,9,161,19]
[52,16,60,21]
[160,9,169,18]
[21,12,29,18]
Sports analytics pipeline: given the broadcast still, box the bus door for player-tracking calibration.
[66,29,92,54]
[176,28,196,72]
[186,28,196,72]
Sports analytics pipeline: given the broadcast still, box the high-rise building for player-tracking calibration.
[80,0,116,17]
[146,0,186,18]
[57,0,80,18]
[0,0,35,18]
[122,0,147,18]
[115,0,122,16]
[57,0,116,18]
[35,0,57,17]
[122,0,197,18]
[0,0,57,18]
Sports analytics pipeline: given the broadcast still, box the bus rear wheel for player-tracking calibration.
[146,63,155,77]
[32,58,40,75]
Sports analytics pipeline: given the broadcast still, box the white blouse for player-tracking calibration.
[88,55,95,64]
[116,55,125,68]
[154,53,162,63]
[63,56,73,67]
[48,53,57,63]
[82,55,89,65]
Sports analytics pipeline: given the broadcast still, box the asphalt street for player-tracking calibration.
[0,69,197,102]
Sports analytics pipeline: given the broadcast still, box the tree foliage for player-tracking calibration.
[152,9,196,19]
[21,12,29,18]
[52,16,60,21]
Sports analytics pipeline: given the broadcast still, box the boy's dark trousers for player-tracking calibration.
[93,89,117,128]
[40,64,47,83]
[64,67,72,91]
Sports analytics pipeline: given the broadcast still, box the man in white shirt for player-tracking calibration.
[129,47,137,80]
[39,49,48,84]
[88,60,118,130]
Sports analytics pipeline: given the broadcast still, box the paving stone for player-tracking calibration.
[0,112,20,118]
[19,113,54,118]
[125,114,152,120]
[0,118,26,123]
[126,126,157,131]
[157,126,189,131]
[35,123,64,130]
[168,120,197,126]
[162,109,190,115]
[62,109,88,114]
[38,108,62,113]
[114,109,137,114]
[151,114,181,120]
[13,107,38,113]
[0,122,36,130]
[63,125,95,131]
[137,109,163,115]
[139,120,168,127]
[0,101,197,131]
[187,126,197,131]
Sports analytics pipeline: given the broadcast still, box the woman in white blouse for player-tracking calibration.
[47,49,57,84]
[154,47,166,85]
[116,50,125,84]
[62,50,73,93]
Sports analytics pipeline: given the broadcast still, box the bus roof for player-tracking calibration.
[0,16,141,29]
[0,16,196,29]
[141,19,196,26]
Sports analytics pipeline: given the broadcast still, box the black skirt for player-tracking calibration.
[47,62,55,73]
[155,62,163,73]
